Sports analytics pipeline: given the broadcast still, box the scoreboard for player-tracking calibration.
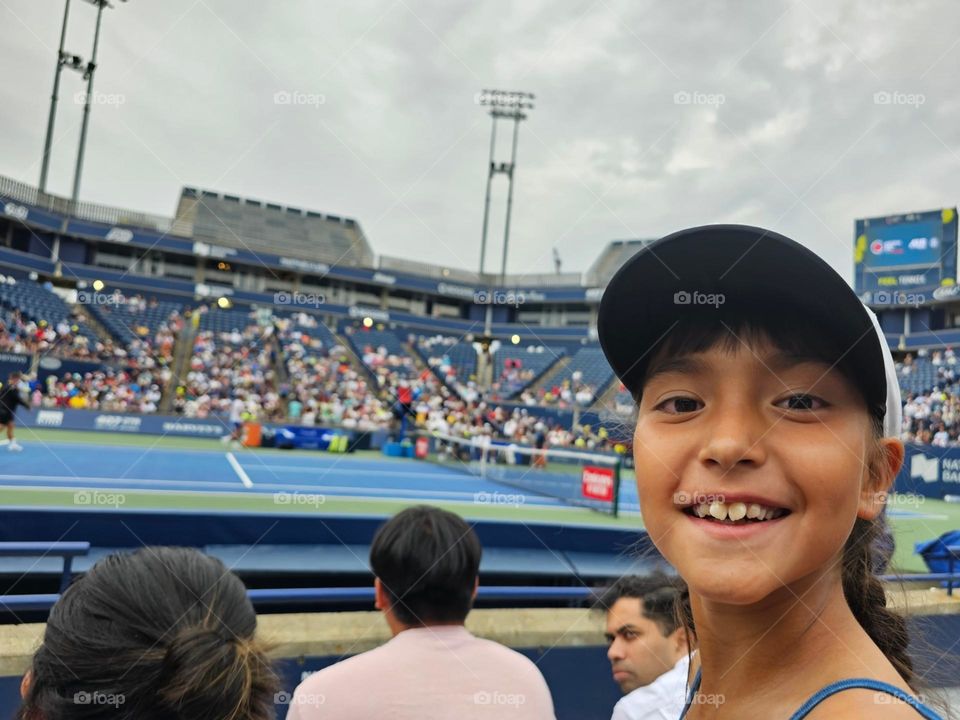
[854,208,957,294]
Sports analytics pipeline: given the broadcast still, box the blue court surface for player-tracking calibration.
[0,439,643,517]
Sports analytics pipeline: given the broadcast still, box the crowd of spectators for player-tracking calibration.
[173,323,281,421]
[28,296,960,450]
[898,348,960,446]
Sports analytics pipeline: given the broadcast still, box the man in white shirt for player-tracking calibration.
[595,574,692,720]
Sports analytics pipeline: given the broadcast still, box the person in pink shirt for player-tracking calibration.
[287,505,556,720]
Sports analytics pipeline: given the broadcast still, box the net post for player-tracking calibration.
[612,457,622,518]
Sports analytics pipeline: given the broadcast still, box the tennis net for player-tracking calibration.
[414,431,623,516]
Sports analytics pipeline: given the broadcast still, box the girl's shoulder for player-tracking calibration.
[798,686,942,720]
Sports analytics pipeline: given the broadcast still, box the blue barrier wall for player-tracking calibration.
[17,407,230,437]
[0,614,956,720]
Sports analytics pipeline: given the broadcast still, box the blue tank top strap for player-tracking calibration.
[676,670,943,719]
[789,678,944,720]
[677,667,701,720]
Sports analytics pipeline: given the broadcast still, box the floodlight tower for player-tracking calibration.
[38,0,127,203]
[475,89,535,337]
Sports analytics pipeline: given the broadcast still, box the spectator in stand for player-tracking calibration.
[289,506,555,719]
[594,574,692,720]
[17,546,278,720]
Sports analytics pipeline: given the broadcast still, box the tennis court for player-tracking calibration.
[0,429,957,572]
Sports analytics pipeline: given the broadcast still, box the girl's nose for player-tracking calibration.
[697,402,767,472]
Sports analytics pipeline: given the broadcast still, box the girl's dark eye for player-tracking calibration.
[776,394,826,411]
[656,397,703,414]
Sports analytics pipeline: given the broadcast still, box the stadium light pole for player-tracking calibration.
[73,0,125,206]
[39,0,74,194]
[475,89,535,337]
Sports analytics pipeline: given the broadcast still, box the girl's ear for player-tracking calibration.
[858,438,905,520]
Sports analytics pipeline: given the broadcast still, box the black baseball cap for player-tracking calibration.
[597,224,901,435]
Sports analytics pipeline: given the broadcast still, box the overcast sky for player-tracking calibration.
[2,0,959,282]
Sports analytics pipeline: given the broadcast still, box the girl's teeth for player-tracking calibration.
[708,501,727,521]
[727,502,747,521]
[689,500,784,523]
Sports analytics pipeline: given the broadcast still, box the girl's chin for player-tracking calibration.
[677,565,788,606]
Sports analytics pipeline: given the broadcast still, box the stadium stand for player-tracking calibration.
[491,344,564,400]
[533,345,614,407]
[86,295,184,347]
[0,278,99,352]
[417,333,479,392]
[344,326,420,381]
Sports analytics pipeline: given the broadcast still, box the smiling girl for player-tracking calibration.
[598,225,946,719]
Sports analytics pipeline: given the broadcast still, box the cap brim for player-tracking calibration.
[597,224,886,411]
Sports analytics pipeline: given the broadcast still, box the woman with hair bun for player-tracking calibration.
[18,546,278,720]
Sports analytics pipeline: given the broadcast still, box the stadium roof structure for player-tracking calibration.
[0,172,625,289]
[174,187,374,269]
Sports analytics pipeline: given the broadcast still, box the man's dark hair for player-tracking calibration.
[370,505,482,626]
[593,572,689,637]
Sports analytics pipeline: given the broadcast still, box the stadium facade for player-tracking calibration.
[0,172,652,345]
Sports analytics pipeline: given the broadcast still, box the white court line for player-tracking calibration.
[226,452,254,488]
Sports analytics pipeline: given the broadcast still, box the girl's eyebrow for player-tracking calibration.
[644,356,708,384]
[645,351,827,385]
